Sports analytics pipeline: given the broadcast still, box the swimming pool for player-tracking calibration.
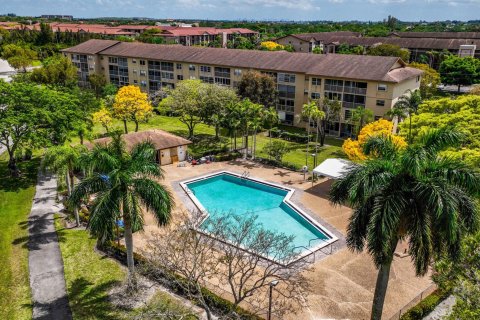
[181,171,337,261]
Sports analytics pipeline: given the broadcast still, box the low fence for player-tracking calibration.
[388,284,437,320]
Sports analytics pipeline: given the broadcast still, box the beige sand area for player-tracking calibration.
[132,159,433,320]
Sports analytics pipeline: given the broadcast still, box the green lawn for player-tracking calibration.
[83,115,345,170]
[54,215,196,319]
[0,154,39,320]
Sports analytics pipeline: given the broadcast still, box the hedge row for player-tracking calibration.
[254,156,300,171]
[99,242,261,320]
[400,289,449,320]
[270,128,314,144]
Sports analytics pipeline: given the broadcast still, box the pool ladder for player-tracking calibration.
[241,171,250,179]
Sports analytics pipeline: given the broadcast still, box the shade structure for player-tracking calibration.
[312,158,352,179]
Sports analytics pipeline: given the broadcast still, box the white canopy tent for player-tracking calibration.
[312,158,352,179]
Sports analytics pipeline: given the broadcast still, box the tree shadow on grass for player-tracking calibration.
[68,277,122,320]
[0,157,40,192]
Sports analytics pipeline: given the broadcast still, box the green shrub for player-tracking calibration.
[400,290,448,320]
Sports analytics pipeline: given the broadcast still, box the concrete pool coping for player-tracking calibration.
[178,170,340,266]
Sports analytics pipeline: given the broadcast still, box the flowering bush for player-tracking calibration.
[343,119,407,160]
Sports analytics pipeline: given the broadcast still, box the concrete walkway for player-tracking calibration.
[28,171,72,320]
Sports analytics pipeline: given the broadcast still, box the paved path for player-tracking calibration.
[28,171,72,320]
[423,295,456,320]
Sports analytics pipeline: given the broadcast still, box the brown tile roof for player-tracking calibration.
[331,36,480,50]
[306,54,409,82]
[61,39,121,55]
[391,31,480,39]
[63,39,419,83]
[87,129,192,151]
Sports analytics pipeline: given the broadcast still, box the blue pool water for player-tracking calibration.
[186,173,330,251]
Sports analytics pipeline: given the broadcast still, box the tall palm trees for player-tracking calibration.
[389,89,422,143]
[43,145,85,226]
[69,135,173,289]
[330,128,480,320]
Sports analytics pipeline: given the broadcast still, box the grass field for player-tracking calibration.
[54,215,196,319]
[0,154,39,320]
[83,115,346,170]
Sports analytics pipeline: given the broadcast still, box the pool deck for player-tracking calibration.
[133,159,433,320]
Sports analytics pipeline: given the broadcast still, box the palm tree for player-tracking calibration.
[43,145,85,226]
[300,102,324,166]
[330,128,480,320]
[69,135,173,290]
[388,89,422,143]
[350,106,374,138]
[262,107,279,160]
[248,102,264,160]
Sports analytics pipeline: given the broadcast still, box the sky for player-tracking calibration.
[2,0,480,21]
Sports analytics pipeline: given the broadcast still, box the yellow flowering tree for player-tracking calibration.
[92,106,113,133]
[112,85,153,133]
[260,41,284,51]
[343,119,407,161]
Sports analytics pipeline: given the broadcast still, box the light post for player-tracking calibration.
[268,280,279,320]
[311,153,317,187]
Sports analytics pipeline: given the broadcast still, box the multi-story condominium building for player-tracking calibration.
[276,31,480,67]
[62,39,422,137]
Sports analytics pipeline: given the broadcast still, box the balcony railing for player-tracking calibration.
[342,102,365,109]
[343,87,367,95]
[324,84,343,92]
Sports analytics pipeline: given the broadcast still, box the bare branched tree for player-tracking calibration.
[205,212,310,318]
[143,211,310,320]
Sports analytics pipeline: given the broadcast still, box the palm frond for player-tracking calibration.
[416,127,465,156]
[366,186,407,267]
[406,199,432,276]
[88,187,120,243]
[132,178,173,226]
[346,203,373,252]
[68,174,110,208]
[363,135,400,160]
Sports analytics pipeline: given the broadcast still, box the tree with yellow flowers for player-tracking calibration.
[112,85,153,133]
[342,119,407,161]
[92,106,113,133]
[260,41,284,51]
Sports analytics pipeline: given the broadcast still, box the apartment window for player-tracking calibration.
[140,80,147,87]
[214,67,230,78]
[344,109,352,120]
[134,80,138,84]
[200,65,211,73]
[190,76,196,79]
[177,75,184,81]
[378,84,388,91]
[277,98,295,113]
[214,67,231,86]
[278,73,296,83]
[189,65,196,71]
[140,70,146,76]
[278,84,295,99]
[161,71,174,80]
[200,76,214,83]
[376,100,386,107]
[312,78,321,86]
[88,55,93,60]
[176,63,182,70]
[416,76,420,82]
[234,69,242,76]
[108,57,129,87]
[311,92,321,100]
[374,115,383,121]
[325,79,344,92]
[140,60,146,66]
[161,62,174,72]
[132,59,137,63]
